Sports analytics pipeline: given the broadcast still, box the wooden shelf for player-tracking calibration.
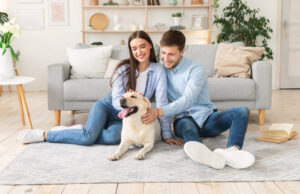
[81,0,212,44]
[82,5,145,9]
[82,5,209,9]
[148,5,210,8]
[82,29,211,33]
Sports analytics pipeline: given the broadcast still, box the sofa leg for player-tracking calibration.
[259,109,265,125]
[54,110,61,126]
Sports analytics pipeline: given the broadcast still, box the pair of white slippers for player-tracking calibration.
[184,141,255,169]
[17,124,83,144]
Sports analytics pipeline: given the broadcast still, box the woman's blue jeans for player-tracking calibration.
[174,107,249,148]
[46,95,122,145]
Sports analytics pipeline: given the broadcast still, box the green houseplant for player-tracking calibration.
[0,18,21,61]
[172,12,182,17]
[0,18,21,79]
[172,12,183,27]
[213,0,273,60]
[0,12,9,24]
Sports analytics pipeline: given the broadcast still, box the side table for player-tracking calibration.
[0,76,36,129]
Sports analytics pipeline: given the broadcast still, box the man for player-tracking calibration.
[142,30,255,169]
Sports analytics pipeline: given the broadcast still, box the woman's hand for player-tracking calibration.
[127,89,142,95]
[165,138,184,146]
[141,108,158,125]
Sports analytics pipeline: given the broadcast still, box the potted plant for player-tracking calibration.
[0,12,8,24]
[172,12,183,26]
[0,18,21,79]
[213,0,273,60]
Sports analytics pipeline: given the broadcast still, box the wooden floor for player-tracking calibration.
[0,90,300,194]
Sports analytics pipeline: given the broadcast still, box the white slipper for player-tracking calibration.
[18,129,45,144]
[50,124,83,131]
[214,146,255,169]
[184,141,225,169]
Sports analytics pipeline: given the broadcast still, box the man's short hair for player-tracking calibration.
[160,30,186,51]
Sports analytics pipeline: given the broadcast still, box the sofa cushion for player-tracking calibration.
[64,79,111,101]
[183,44,219,77]
[111,45,129,60]
[67,46,112,79]
[105,58,120,79]
[208,78,255,101]
[214,43,265,78]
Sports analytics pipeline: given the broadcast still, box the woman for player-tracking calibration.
[18,31,182,146]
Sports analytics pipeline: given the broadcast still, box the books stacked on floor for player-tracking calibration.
[148,0,160,5]
[256,123,298,143]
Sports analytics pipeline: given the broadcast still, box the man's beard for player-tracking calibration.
[165,56,182,69]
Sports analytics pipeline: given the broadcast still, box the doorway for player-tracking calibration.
[280,0,300,88]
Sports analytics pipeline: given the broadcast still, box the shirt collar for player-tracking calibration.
[148,62,155,72]
[135,62,155,75]
[172,56,186,73]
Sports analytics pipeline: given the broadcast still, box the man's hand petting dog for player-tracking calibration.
[142,108,183,146]
[141,108,158,124]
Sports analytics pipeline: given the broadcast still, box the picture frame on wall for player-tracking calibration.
[192,14,205,30]
[48,0,69,26]
[16,8,44,30]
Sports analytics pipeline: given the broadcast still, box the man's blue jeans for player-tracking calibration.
[174,107,249,148]
[46,94,122,145]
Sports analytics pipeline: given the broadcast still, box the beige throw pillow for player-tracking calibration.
[67,45,112,79]
[104,58,120,79]
[214,43,265,78]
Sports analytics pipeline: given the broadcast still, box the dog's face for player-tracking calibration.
[118,92,151,119]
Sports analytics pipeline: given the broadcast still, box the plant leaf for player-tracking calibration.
[0,12,9,25]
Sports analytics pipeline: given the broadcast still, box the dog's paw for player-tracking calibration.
[108,153,120,161]
[134,153,145,160]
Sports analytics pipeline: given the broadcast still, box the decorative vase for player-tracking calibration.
[169,0,177,5]
[172,17,181,26]
[0,49,15,79]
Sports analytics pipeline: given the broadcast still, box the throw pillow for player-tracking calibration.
[105,58,120,79]
[66,45,112,79]
[214,43,265,78]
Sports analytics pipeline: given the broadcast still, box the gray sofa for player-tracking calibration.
[48,44,272,126]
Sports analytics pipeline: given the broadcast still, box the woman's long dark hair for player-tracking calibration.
[110,31,157,90]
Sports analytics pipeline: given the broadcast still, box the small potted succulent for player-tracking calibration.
[172,12,183,26]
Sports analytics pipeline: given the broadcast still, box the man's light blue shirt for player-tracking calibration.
[111,62,172,139]
[161,57,217,128]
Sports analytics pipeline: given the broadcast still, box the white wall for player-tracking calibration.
[6,0,279,90]
[8,0,82,90]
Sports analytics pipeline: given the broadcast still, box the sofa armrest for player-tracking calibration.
[48,63,71,110]
[251,61,272,109]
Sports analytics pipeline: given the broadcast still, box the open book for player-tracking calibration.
[256,123,297,143]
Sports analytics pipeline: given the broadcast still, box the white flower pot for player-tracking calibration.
[172,17,182,26]
[0,48,15,79]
